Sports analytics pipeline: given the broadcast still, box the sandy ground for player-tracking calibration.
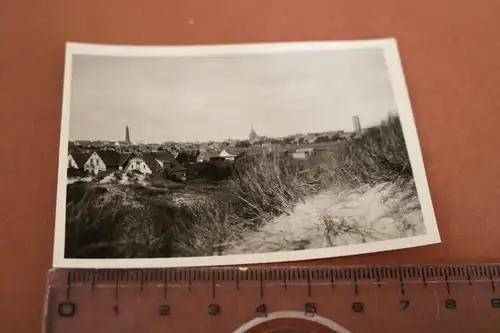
[223,182,425,255]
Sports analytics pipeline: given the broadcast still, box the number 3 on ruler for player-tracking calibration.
[256,304,268,317]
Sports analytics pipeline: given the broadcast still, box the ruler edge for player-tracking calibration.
[46,262,500,285]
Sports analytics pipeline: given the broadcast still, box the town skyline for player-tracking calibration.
[70,114,376,145]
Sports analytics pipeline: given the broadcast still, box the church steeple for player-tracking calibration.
[249,123,258,142]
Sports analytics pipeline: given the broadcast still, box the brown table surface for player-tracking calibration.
[1,1,500,332]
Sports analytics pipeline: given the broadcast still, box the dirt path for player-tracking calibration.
[223,182,425,255]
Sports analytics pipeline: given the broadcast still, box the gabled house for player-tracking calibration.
[176,150,200,165]
[84,151,106,174]
[85,150,134,175]
[68,155,78,169]
[68,152,91,170]
[152,151,181,170]
[196,151,215,163]
[124,153,162,175]
[152,151,187,180]
[218,150,238,161]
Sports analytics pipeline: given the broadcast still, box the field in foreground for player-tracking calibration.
[64,115,426,259]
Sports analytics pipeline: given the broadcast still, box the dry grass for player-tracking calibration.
[332,114,412,188]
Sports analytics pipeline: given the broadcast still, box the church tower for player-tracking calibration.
[249,124,258,143]
[125,125,131,143]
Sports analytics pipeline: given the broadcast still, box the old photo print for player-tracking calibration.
[53,38,440,268]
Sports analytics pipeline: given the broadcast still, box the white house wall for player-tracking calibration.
[84,152,107,174]
[68,155,79,169]
[125,158,152,174]
[219,150,236,161]
[292,152,307,159]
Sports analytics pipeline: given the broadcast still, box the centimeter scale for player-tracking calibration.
[44,263,500,333]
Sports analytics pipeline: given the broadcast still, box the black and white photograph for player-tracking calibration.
[53,39,440,268]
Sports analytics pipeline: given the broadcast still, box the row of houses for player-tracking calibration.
[68,149,188,179]
[68,146,318,178]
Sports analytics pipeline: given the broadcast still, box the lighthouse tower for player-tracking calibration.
[125,125,131,143]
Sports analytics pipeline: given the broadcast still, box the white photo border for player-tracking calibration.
[53,37,441,268]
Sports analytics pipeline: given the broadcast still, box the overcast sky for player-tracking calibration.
[68,47,398,142]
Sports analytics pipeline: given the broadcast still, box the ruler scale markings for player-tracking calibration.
[405,266,409,279]
[441,267,451,294]
[306,269,312,297]
[466,266,472,286]
[479,265,486,278]
[90,271,95,292]
[211,270,216,299]
[386,266,392,280]
[416,265,422,278]
[139,270,144,291]
[473,265,479,279]
[329,268,335,289]
[163,270,168,300]
[375,267,381,288]
[488,266,496,292]
[101,270,106,284]
[65,271,72,300]
[430,266,436,278]
[240,268,246,282]
[340,267,346,281]
[421,266,428,288]
[259,269,264,299]
[398,267,405,296]
[380,266,386,283]
[353,269,358,296]
[114,271,119,301]
[317,268,324,281]
[148,269,154,283]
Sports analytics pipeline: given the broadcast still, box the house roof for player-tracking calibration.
[71,152,91,168]
[169,166,187,172]
[68,142,81,155]
[96,150,133,167]
[176,149,200,163]
[197,151,215,160]
[219,150,237,157]
[152,151,181,166]
[140,153,163,174]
